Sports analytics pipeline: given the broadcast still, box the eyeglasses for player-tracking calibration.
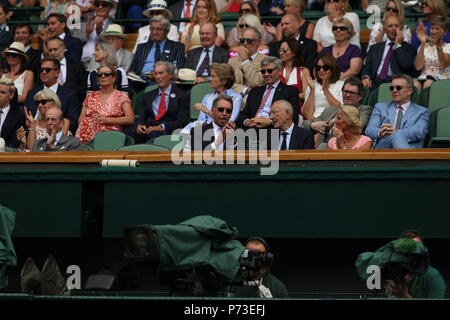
[97,72,113,78]
[261,68,275,74]
[421,2,428,7]
[279,47,290,53]
[342,89,359,96]
[239,24,250,29]
[239,37,256,44]
[35,99,53,105]
[385,7,399,12]
[217,107,232,114]
[332,26,348,32]
[95,2,111,8]
[39,67,57,73]
[315,65,331,71]
[389,85,407,91]
[239,8,253,14]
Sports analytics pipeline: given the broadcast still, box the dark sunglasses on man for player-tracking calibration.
[39,67,57,73]
[95,2,112,8]
[239,38,255,44]
[389,85,406,91]
[217,107,232,114]
[261,68,275,74]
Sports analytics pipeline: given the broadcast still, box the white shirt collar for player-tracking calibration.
[60,57,67,66]
[283,122,294,134]
[59,32,66,40]
[45,82,59,93]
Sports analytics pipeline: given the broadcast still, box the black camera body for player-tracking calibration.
[381,253,430,283]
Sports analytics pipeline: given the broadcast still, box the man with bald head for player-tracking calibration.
[362,16,417,90]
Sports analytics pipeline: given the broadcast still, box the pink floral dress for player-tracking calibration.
[75,90,131,144]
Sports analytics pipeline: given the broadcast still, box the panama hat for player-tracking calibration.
[101,24,128,39]
[2,42,29,61]
[143,0,173,19]
[177,68,197,82]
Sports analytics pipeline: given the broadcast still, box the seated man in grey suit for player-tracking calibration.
[184,22,229,84]
[365,74,429,149]
[303,77,373,149]
[18,107,82,151]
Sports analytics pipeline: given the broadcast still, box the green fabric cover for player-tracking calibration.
[154,215,245,279]
[0,204,17,289]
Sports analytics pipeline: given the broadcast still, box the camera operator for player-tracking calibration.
[232,237,288,298]
[386,230,446,299]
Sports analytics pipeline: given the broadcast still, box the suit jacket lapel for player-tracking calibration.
[401,102,415,128]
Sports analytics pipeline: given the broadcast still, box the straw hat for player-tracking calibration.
[100,24,128,40]
[89,0,118,8]
[143,0,173,19]
[177,68,197,82]
[2,42,29,61]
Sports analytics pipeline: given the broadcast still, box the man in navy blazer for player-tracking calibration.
[128,15,185,78]
[236,56,299,129]
[127,61,189,143]
[362,16,417,91]
[365,74,429,149]
[0,78,25,148]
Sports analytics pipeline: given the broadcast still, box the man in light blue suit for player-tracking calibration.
[365,74,429,149]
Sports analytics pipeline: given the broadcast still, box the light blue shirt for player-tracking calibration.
[195,45,215,76]
[278,123,294,150]
[197,88,242,123]
[141,39,167,74]
[256,80,280,118]
[152,84,172,130]
[47,131,63,145]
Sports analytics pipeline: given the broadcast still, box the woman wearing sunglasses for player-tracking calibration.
[76,64,134,144]
[227,14,272,57]
[313,0,360,53]
[180,63,242,134]
[180,0,225,54]
[320,17,362,80]
[16,89,69,150]
[87,42,128,92]
[414,16,450,92]
[411,0,449,50]
[1,42,34,104]
[367,0,411,52]
[303,54,344,119]
[327,105,372,150]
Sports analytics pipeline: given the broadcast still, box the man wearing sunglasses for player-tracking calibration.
[365,74,429,149]
[185,22,229,84]
[236,56,299,129]
[190,94,236,151]
[362,16,417,90]
[228,27,266,97]
[24,58,80,134]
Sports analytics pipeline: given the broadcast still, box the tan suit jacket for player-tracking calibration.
[228,53,266,96]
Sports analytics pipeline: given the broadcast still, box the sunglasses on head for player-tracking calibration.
[97,72,113,78]
[386,6,399,12]
[35,99,53,105]
[261,68,275,74]
[389,85,406,91]
[39,67,56,73]
[332,26,348,31]
[239,37,255,44]
[239,24,250,29]
[217,107,232,114]
[315,65,330,71]
[95,2,111,8]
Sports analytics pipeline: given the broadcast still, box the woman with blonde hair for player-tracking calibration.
[327,105,373,150]
[367,0,412,51]
[411,0,449,49]
[180,0,225,53]
[312,0,360,52]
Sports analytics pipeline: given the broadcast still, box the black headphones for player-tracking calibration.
[245,236,274,269]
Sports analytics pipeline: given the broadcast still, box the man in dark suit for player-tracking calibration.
[236,56,299,129]
[127,61,189,143]
[0,78,25,148]
[184,22,229,84]
[0,3,12,51]
[268,100,314,150]
[24,58,80,134]
[168,0,197,33]
[190,94,236,151]
[46,37,87,101]
[362,16,417,91]
[269,13,317,74]
[40,13,83,62]
[13,24,40,74]
[128,15,185,81]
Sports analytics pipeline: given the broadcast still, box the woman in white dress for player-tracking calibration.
[1,42,34,104]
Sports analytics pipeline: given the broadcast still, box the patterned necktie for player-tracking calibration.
[255,85,273,116]
[379,42,394,80]
[395,105,403,130]
[155,43,161,62]
[196,49,210,76]
[280,131,288,150]
[155,92,166,121]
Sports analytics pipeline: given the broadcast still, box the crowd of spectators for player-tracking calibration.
[0,0,449,151]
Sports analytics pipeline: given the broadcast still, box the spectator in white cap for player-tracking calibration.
[133,0,180,54]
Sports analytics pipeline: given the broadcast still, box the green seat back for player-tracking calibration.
[428,80,450,114]
[427,106,450,147]
[131,85,158,120]
[93,131,127,151]
[118,144,170,151]
[149,134,184,150]
[377,82,418,105]
[190,82,214,120]
[4,147,16,152]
